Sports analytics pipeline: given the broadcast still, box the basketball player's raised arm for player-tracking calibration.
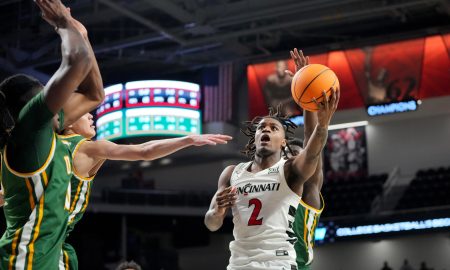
[35,0,92,116]
[62,17,104,128]
[291,89,339,182]
[204,165,236,232]
[303,110,323,185]
[302,110,324,207]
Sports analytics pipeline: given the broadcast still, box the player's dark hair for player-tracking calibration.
[115,260,142,270]
[0,74,43,148]
[286,137,304,156]
[288,137,303,147]
[241,104,297,159]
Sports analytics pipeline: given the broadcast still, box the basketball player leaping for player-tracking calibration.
[0,14,232,270]
[204,78,339,269]
[0,0,105,268]
[49,112,230,270]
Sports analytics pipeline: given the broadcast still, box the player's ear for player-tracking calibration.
[281,139,286,148]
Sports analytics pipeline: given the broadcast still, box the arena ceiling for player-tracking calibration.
[0,0,449,82]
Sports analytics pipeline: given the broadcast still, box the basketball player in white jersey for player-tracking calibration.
[204,86,339,269]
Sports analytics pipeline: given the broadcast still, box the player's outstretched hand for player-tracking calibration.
[35,0,71,29]
[215,186,237,216]
[313,88,340,129]
[189,134,232,146]
[285,48,310,77]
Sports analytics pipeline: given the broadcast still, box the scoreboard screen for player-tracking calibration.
[96,80,201,140]
[125,80,200,109]
[96,84,123,117]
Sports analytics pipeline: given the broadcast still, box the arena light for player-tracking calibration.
[104,83,123,95]
[328,121,368,131]
[125,80,200,92]
[335,218,450,237]
[290,115,304,126]
[125,107,200,118]
[315,227,327,241]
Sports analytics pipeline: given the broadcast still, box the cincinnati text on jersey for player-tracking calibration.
[237,182,281,195]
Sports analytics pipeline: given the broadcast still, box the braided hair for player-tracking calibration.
[241,104,297,160]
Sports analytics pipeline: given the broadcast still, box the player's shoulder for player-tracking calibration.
[57,133,85,145]
[222,164,237,175]
[74,139,104,156]
[18,92,49,119]
[218,165,237,187]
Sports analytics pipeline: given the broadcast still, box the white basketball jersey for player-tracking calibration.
[228,158,301,270]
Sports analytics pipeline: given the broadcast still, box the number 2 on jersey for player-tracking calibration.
[248,198,263,226]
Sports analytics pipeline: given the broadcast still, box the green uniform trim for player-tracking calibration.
[293,194,325,269]
[3,133,56,178]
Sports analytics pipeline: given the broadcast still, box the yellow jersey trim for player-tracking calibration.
[299,193,325,214]
[8,228,22,270]
[26,193,45,270]
[303,208,308,247]
[42,171,49,188]
[3,133,56,178]
[57,134,82,139]
[70,181,83,213]
[24,178,35,210]
[81,182,91,212]
[64,250,69,270]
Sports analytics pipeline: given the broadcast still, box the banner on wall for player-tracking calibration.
[324,126,367,179]
[247,34,450,118]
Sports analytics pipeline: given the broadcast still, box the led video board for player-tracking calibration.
[96,80,201,140]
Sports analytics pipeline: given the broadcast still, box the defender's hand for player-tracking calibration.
[285,48,310,77]
[35,0,71,29]
[189,134,232,146]
[314,88,340,129]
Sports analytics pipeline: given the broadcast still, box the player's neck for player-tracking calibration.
[63,130,77,136]
[252,154,281,172]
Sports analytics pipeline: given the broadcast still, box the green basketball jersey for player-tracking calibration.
[0,133,73,270]
[293,194,324,270]
[57,134,94,237]
[57,134,95,270]
[0,93,73,270]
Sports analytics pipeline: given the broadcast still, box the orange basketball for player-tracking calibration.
[291,64,340,111]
